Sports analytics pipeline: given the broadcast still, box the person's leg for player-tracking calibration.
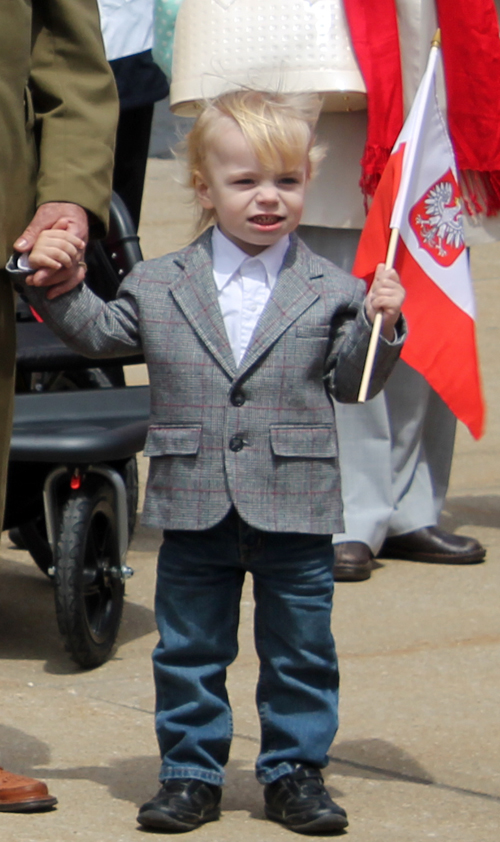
[0,275,15,527]
[385,361,442,534]
[422,386,457,516]
[333,394,394,554]
[240,523,347,833]
[0,278,58,813]
[152,519,245,785]
[138,513,244,831]
[381,362,485,563]
[112,104,155,230]
[250,530,338,782]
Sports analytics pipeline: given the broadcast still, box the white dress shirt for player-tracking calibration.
[96,0,154,61]
[212,227,289,366]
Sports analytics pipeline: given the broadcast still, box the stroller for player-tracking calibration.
[3,193,150,669]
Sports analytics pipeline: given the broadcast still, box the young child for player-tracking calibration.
[17,90,405,835]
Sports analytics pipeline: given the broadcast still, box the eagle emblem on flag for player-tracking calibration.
[409,170,465,266]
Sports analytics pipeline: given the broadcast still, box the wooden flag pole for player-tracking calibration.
[357,226,400,402]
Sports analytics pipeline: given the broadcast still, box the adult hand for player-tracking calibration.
[14,202,89,299]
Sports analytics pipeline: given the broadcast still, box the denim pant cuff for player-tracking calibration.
[160,765,225,787]
[256,760,326,785]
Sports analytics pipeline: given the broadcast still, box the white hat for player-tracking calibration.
[170,0,366,116]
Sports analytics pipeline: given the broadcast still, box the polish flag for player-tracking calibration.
[353,38,485,439]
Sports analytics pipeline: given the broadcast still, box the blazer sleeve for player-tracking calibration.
[31,0,119,236]
[325,278,407,403]
[16,266,144,359]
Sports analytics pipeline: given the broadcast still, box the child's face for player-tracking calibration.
[195,116,309,256]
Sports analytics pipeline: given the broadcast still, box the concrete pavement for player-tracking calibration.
[1,158,499,841]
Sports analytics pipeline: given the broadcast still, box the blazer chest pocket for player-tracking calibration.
[296,324,331,339]
[270,424,337,458]
[144,425,202,456]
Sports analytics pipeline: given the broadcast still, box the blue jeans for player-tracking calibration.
[153,507,338,786]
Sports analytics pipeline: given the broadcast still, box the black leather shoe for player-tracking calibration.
[334,541,372,581]
[380,526,486,564]
[137,779,222,832]
[264,764,348,835]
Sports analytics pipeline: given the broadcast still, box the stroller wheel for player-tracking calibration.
[54,482,124,669]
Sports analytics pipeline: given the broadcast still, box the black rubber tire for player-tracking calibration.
[54,483,124,669]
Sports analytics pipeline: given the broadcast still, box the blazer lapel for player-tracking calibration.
[169,231,237,378]
[238,236,322,376]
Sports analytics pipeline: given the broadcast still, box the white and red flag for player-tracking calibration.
[353,38,485,439]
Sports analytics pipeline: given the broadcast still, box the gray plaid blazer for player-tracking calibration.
[21,230,405,534]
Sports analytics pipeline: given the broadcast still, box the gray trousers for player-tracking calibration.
[298,226,456,554]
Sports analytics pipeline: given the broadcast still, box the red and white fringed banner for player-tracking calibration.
[343,0,500,217]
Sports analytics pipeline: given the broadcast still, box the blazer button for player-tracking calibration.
[229,435,244,452]
[231,391,246,407]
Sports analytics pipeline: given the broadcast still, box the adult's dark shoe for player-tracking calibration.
[380,526,486,564]
[137,778,221,832]
[0,767,57,812]
[264,764,348,835]
[334,541,372,581]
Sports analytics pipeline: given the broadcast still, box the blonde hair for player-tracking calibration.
[184,90,325,236]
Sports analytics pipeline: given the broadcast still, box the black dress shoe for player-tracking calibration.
[334,541,372,581]
[137,779,222,832]
[380,526,486,564]
[264,764,348,835]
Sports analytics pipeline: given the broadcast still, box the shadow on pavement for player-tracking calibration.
[3,732,498,811]
[441,493,500,531]
[0,725,53,771]
[330,738,433,784]
[330,738,500,803]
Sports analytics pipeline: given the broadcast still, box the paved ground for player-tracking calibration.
[1,157,499,842]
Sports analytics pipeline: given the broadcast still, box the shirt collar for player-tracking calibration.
[212,226,289,291]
